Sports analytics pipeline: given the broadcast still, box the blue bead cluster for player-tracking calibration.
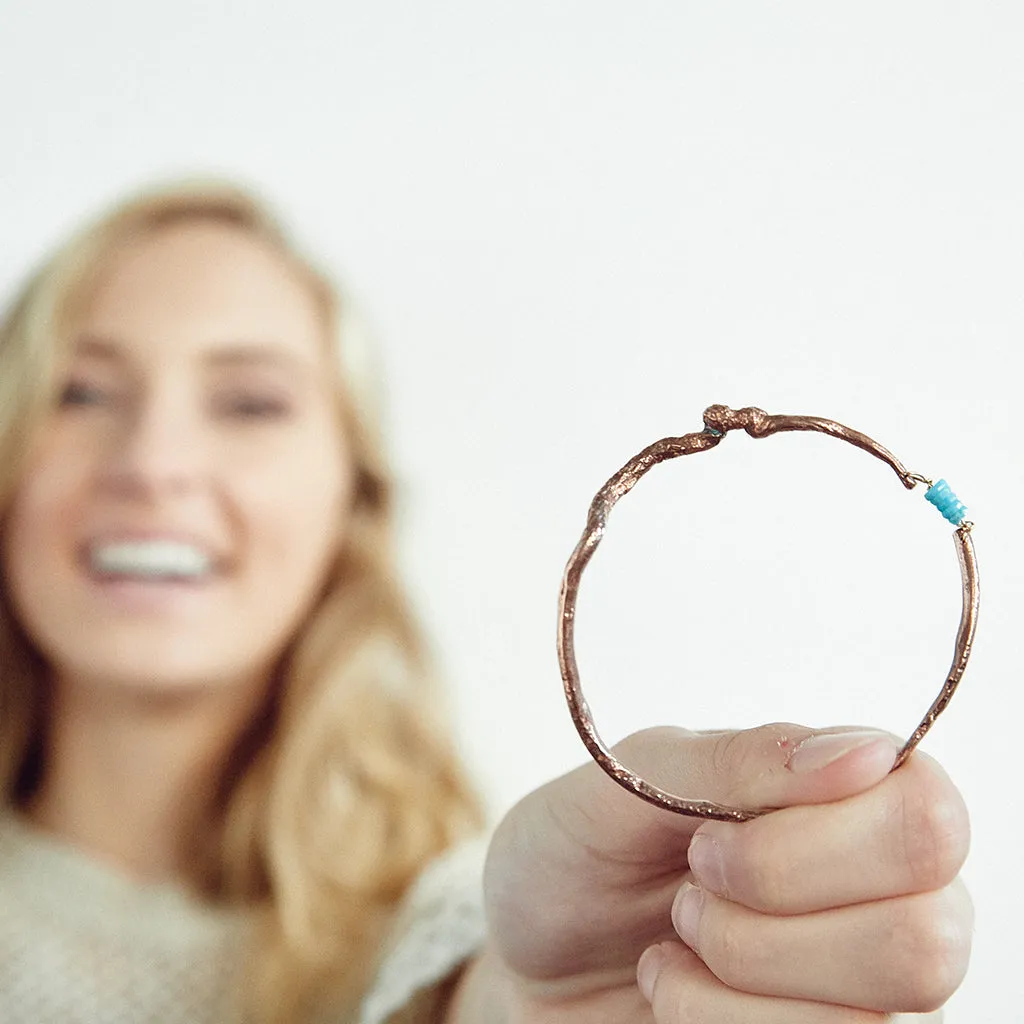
[925,479,967,525]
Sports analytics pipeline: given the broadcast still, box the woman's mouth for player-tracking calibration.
[79,538,227,613]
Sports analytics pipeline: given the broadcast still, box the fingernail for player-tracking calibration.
[672,881,703,950]
[636,943,666,1002]
[688,834,727,895]
[786,730,890,773]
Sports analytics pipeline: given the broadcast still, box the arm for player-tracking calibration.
[438,949,512,1024]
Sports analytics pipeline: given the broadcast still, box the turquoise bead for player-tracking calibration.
[925,479,968,525]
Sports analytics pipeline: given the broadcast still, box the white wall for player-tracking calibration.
[1,3,1019,1017]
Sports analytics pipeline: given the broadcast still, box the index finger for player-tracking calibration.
[687,750,970,915]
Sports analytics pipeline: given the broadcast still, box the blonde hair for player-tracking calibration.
[0,179,484,1020]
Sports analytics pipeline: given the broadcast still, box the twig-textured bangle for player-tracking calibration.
[557,405,980,822]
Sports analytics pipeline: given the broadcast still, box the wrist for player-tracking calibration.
[440,946,514,1024]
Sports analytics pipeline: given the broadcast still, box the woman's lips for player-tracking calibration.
[80,565,226,614]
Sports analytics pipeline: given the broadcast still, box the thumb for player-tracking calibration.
[609,722,900,820]
[541,724,901,873]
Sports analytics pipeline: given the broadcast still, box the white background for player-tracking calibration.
[1,3,1020,1018]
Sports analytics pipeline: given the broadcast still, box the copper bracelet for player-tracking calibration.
[557,405,979,822]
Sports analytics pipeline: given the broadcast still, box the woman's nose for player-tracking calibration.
[98,392,207,499]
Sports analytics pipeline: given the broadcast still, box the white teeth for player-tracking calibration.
[89,541,214,579]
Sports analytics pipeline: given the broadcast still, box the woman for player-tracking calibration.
[0,180,971,1022]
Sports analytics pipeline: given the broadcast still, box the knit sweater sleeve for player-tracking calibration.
[357,836,489,1024]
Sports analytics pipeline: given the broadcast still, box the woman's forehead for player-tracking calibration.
[75,221,325,366]
[68,332,318,386]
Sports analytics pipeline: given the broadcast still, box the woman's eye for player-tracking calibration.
[59,381,110,407]
[217,394,292,420]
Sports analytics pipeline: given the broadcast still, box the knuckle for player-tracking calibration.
[895,769,970,891]
[734,828,790,912]
[710,723,797,803]
[710,729,747,780]
[653,989,699,1024]
[890,889,973,1012]
[704,913,768,991]
[749,857,790,915]
[711,730,757,808]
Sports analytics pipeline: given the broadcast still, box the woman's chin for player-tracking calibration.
[50,650,265,704]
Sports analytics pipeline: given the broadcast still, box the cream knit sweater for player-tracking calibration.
[0,810,487,1024]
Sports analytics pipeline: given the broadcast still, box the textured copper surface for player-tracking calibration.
[557,406,980,821]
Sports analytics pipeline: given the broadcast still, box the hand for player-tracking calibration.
[471,724,971,1022]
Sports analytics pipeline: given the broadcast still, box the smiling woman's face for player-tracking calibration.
[1,219,353,697]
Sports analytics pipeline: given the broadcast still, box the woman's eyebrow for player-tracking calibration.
[71,335,311,378]
[203,342,310,377]
[72,333,128,362]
